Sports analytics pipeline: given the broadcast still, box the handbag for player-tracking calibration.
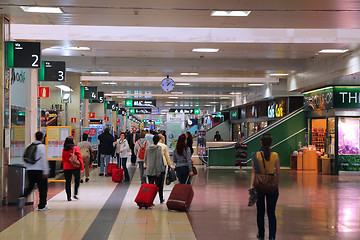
[192,164,198,175]
[166,166,177,185]
[253,151,277,194]
[69,147,81,168]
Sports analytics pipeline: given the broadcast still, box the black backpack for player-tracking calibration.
[23,143,41,164]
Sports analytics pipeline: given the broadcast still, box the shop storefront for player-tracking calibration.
[304,86,360,174]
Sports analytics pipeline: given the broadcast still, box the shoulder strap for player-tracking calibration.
[260,151,268,174]
[251,152,261,174]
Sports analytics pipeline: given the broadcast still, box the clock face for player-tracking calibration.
[161,77,175,92]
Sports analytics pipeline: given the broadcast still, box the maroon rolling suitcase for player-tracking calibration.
[112,168,124,182]
[167,176,194,212]
[135,184,159,209]
[107,157,117,176]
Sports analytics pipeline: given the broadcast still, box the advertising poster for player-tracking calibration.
[338,118,359,155]
[166,113,185,153]
[41,110,59,127]
[197,130,207,156]
[81,127,98,150]
[10,126,25,164]
[46,126,71,160]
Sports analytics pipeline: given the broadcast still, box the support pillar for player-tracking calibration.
[25,69,38,146]
[112,111,117,134]
[82,81,89,128]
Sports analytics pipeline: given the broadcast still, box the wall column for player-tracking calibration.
[82,81,89,128]
[112,111,117,134]
[24,69,38,145]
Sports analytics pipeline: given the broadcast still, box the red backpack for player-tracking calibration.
[137,141,147,160]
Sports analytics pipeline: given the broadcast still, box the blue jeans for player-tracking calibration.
[100,154,111,174]
[117,155,130,181]
[138,161,146,184]
[256,188,279,239]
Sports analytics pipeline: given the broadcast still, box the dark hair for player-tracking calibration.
[35,131,44,141]
[64,136,75,151]
[82,133,88,141]
[186,131,193,142]
[104,128,110,133]
[153,134,160,145]
[120,132,126,138]
[175,134,187,156]
[140,132,146,138]
[261,134,272,161]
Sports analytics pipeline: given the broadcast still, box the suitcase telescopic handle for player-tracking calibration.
[186,175,194,185]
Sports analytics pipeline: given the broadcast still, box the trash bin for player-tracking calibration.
[7,164,33,205]
[330,157,339,175]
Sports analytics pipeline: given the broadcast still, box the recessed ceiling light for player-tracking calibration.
[230,92,242,95]
[180,73,199,76]
[165,104,173,107]
[269,73,289,76]
[176,83,191,86]
[171,92,183,94]
[209,102,219,104]
[102,82,110,85]
[20,6,63,13]
[90,71,109,75]
[109,82,117,85]
[192,48,219,53]
[319,49,348,53]
[62,46,91,51]
[204,105,213,107]
[211,11,251,17]
[248,84,265,86]
[166,102,175,104]
[220,97,230,99]
[112,91,124,93]
[169,97,179,99]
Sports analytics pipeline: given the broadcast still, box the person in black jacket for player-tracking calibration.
[127,127,140,166]
[98,128,115,176]
[185,131,194,156]
[214,131,222,141]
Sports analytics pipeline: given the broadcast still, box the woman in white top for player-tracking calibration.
[115,132,130,182]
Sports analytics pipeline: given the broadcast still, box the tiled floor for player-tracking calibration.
[2,165,360,239]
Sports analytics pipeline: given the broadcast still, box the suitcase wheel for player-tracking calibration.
[139,206,142,209]
[145,206,148,209]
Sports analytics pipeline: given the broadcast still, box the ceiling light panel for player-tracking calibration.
[176,83,191,86]
[180,73,199,76]
[62,47,91,51]
[269,73,289,76]
[319,49,348,53]
[20,6,63,13]
[90,71,109,75]
[248,84,265,86]
[211,11,251,17]
[192,48,219,53]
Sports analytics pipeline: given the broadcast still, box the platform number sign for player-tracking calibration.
[6,41,41,68]
[38,61,66,82]
[81,86,98,100]
[90,91,104,103]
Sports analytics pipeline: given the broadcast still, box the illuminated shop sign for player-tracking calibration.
[125,99,156,108]
[268,100,286,118]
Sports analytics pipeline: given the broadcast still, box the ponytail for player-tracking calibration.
[261,134,272,161]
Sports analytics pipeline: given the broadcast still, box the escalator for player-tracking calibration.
[208,108,306,167]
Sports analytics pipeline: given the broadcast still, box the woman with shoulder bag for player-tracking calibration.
[116,132,130,182]
[62,136,84,201]
[250,134,281,240]
[173,134,194,184]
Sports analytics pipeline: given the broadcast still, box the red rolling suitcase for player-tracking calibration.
[112,168,124,182]
[167,176,194,212]
[135,184,159,209]
[107,158,117,176]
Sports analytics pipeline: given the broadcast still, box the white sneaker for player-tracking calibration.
[37,206,50,211]
[17,197,26,210]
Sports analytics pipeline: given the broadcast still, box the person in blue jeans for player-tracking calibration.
[98,128,115,176]
[114,132,130,182]
[250,134,281,240]
[173,134,194,184]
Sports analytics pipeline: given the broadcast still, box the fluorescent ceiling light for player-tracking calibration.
[90,71,109,75]
[220,97,230,99]
[62,93,70,100]
[169,97,179,99]
[192,48,219,53]
[20,6,63,13]
[204,105,213,107]
[176,83,191,86]
[165,104,173,107]
[109,82,117,85]
[211,11,251,17]
[112,91,124,93]
[62,46,91,51]
[171,92,183,94]
[166,102,175,104]
[248,84,265,86]
[319,49,348,53]
[180,73,199,76]
[102,82,110,85]
[269,73,289,76]
[230,92,242,95]
[55,85,73,92]
[209,102,219,104]
[117,96,124,98]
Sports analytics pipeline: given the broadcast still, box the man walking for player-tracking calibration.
[18,131,50,211]
[98,128,115,176]
[127,127,139,166]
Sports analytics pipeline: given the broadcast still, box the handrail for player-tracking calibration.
[243,107,305,144]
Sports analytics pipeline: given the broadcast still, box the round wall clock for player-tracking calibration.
[161,76,175,92]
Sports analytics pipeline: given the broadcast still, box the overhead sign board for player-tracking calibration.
[105,101,116,110]
[90,91,104,103]
[129,108,152,114]
[38,61,65,82]
[6,41,41,68]
[81,86,98,100]
[169,109,200,114]
[125,99,156,107]
[230,109,238,120]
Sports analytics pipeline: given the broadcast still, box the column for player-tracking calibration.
[0,15,6,205]
[25,69,38,145]
[112,111,117,134]
[82,81,89,128]
[66,72,81,144]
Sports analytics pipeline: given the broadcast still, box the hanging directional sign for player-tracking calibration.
[6,41,41,68]
[105,101,116,110]
[125,99,156,108]
[169,108,201,114]
[129,108,152,114]
[81,86,98,100]
[38,61,66,82]
[90,91,104,103]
